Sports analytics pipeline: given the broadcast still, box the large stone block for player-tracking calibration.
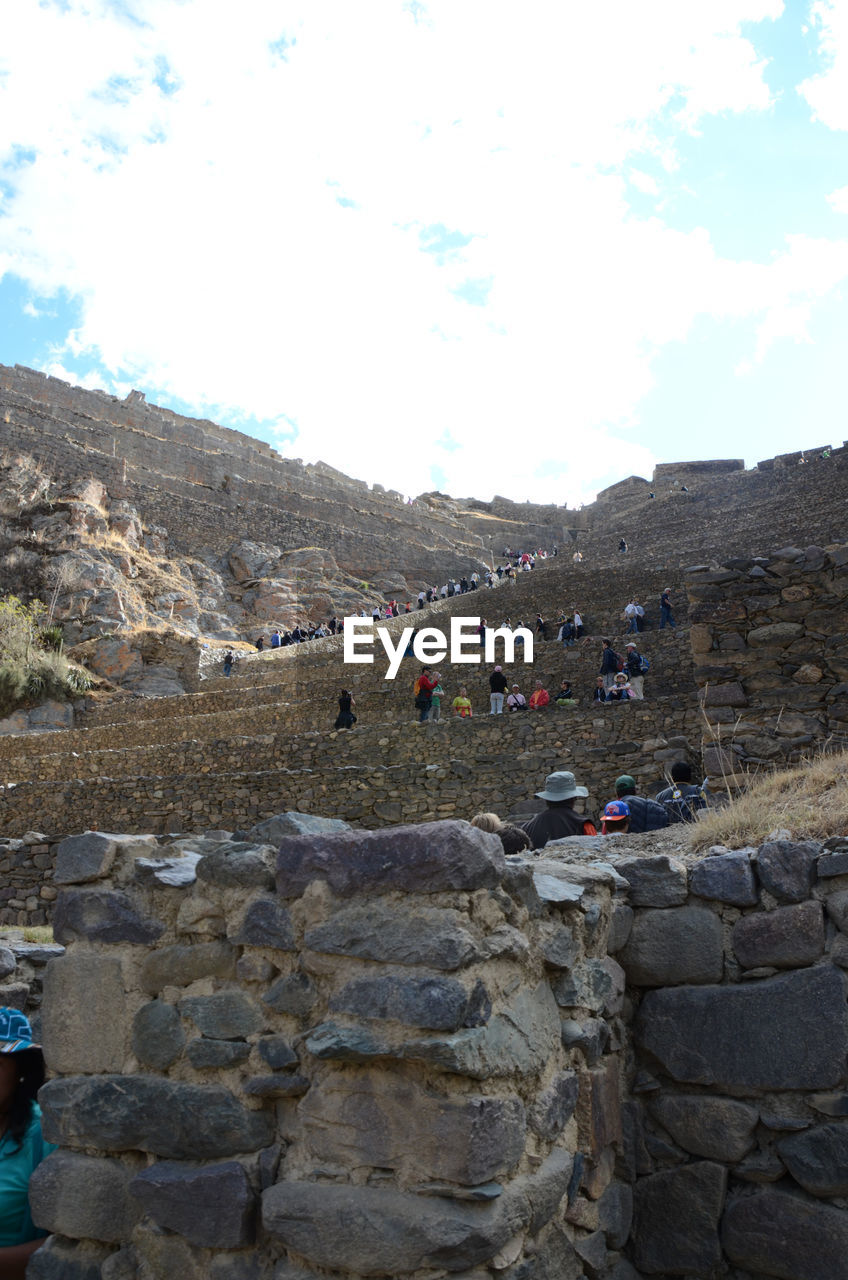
[636,965,848,1091]
[196,844,275,889]
[648,1095,758,1162]
[329,974,490,1031]
[140,941,237,993]
[249,811,351,843]
[54,832,118,884]
[231,896,296,950]
[777,1122,848,1197]
[300,1069,526,1184]
[304,980,560,1080]
[632,1162,727,1276]
[30,1151,138,1243]
[42,952,126,1074]
[262,1149,571,1274]
[53,888,164,945]
[690,850,758,906]
[132,1000,185,1070]
[40,1075,273,1158]
[130,1160,256,1248]
[618,907,723,986]
[277,820,506,897]
[732,900,824,969]
[614,856,687,907]
[179,991,264,1039]
[755,839,821,902]
[722,1186,848,1279]
[553,958,625,1015]
[304,902,481,969]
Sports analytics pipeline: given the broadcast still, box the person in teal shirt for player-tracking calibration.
[0,1008,56,1278]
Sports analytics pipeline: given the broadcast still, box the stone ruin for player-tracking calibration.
[5,816,846,1279]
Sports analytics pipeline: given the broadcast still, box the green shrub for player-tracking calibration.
[0,596,90,717]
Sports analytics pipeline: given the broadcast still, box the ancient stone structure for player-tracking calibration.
[686,544,848,783]
[12,817,848,1279]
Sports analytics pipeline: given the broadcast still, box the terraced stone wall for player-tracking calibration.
[685,542,848,784]
[28,821,630,1279]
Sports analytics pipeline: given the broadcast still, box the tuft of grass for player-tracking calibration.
[23,926,54,943]
[690,749,848,852]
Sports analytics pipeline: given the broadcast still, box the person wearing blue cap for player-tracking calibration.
[0,1008,56,1276]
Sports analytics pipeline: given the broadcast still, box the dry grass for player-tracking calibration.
[690,750,848,851]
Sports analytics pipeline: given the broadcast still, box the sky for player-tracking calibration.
[1,1,848,507]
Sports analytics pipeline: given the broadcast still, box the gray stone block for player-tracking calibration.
[732,900,824,969]
[262,1148,570,1273]
[619,906,723,986]
[304,902,481,969]
[0,946,14,980]
[101,1246,139,1280]
[826,888,848,932]
[777,1122,848,1196]
[329,974,490,1031]
[817,850,848,878]
[690,850,758,906]
[553,958,625,1015]
[540,925,579,969]
[632,1161,727,1275]
[26,1236,114,1280]
[187,1038,251,1068]
[614,855,688,907]
[607,902,633,952]
[636,965,848,1091]
[722,1185,848,1278]
[132,1001,185,1069]
[54,832,117,884]
[231,896,296,950]
[197,844,275,889]
[648,1095,758,1162]
[755,839,821,902]
[179,991,264,1039]
[258,1035,297,1069]
[529,1070,578,1139]
[53,889,164,945]
[140,941,236,993]
[262,971,317,1016]
[42,952,126,1074]
[40,1075,274,1158]
[30,1151,138,1243]
[597,1181,633,1249]
[277,819,506,897]
[249,811,351,843]
[131,1160,256,1248]
[560,1017,610,1064]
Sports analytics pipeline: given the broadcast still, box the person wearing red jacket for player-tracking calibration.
[529,681,550,710]
[414,667,438,722]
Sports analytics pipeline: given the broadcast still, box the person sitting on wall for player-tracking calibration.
[606,672,633,701]
[610,775,668,833]
[528,681,550,710]
[601,800,630,834]
[452,686,473,718]
[554,680,576,706]
[507,684,528,711]
[0,1008,57,1278]
[592,676,606,703]
[519,771,597,849]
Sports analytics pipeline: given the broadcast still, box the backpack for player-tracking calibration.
[663,784,707,824]
[413,676,423,697]
[640,656,651,673]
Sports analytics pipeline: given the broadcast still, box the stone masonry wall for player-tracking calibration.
[608,834,848,1279]
[28,820,630,1280]
[685,542,848,784]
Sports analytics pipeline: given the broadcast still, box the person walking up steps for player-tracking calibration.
[489,665,508,714]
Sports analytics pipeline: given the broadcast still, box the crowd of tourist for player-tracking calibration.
[470,763,708,854]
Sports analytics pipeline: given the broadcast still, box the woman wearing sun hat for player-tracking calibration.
[0,1008,56,1276]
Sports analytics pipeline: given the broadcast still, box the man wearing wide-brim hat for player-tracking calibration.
[519,771,598,850]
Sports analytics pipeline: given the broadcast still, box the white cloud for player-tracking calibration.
[828,184,848,212]
[2,0,845,505]
[800,0,848,129]
[630,171,660,196]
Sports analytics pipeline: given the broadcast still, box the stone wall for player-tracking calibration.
[614,834,848,1279]
[27,818,848,1278]
[27,821,630,1280]
[685,543,848,784]
[0,705,701,884]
